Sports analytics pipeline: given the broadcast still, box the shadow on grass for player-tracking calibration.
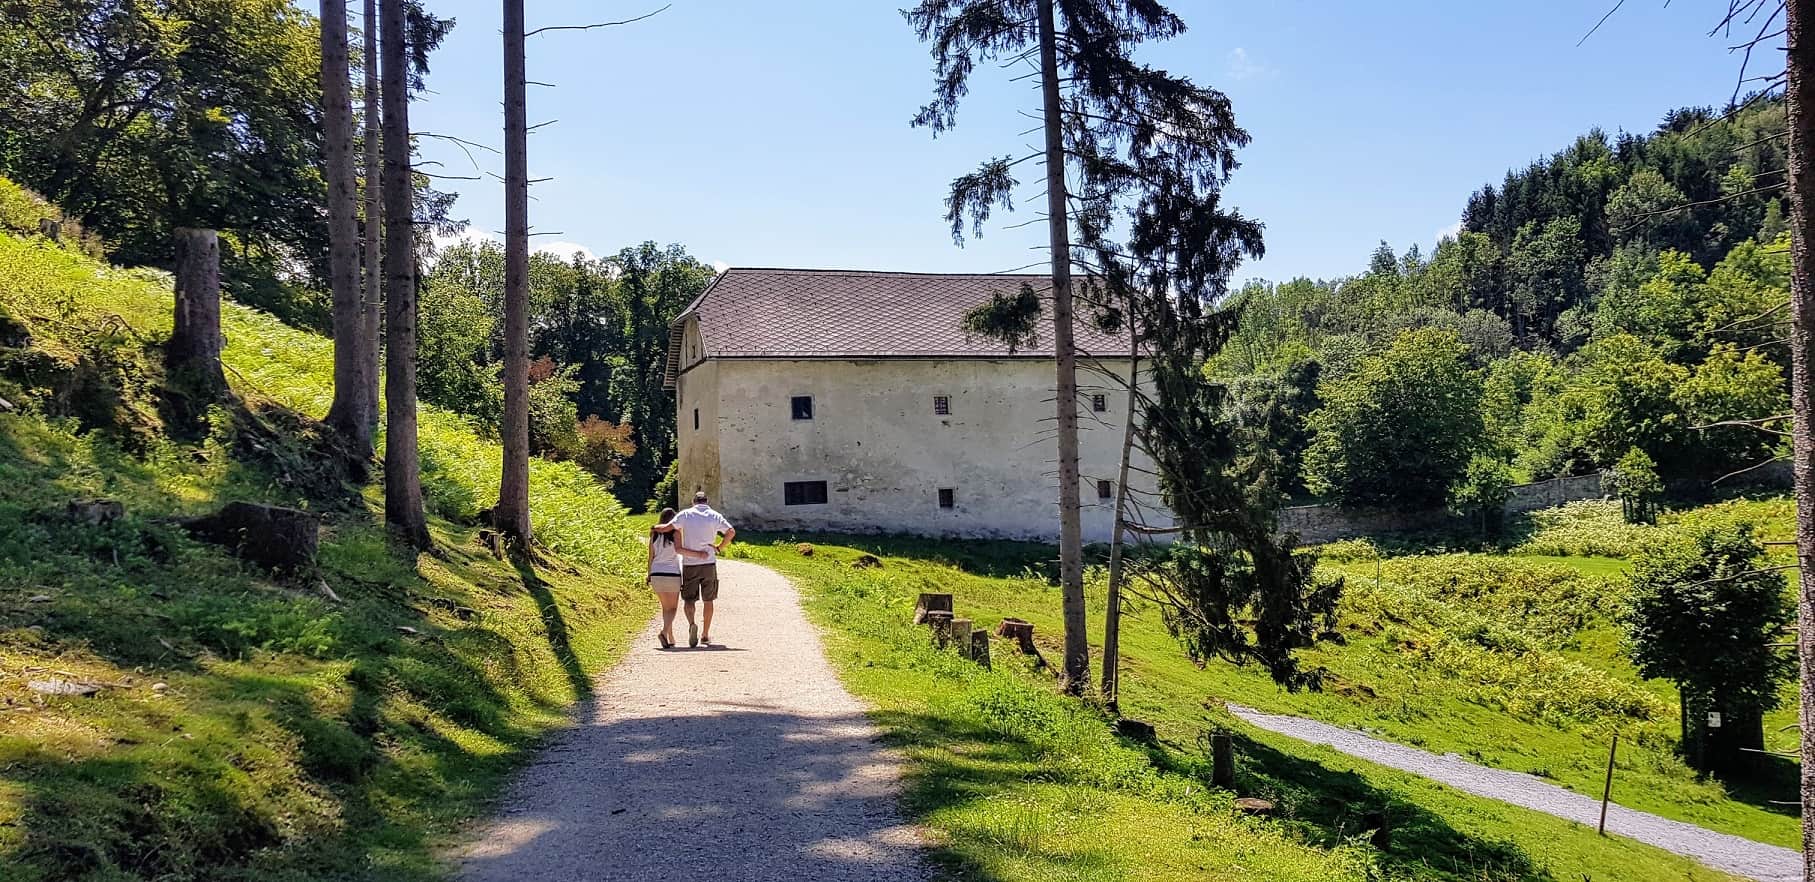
[1227,734,1553,882]
[1716,753,1802,820]
[513,552,593,699]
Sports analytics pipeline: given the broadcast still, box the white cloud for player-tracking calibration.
[1226,48,1272,81]
[432,225,497,252]
[710,260,730,274]
[1435,221,1462,243]
[537,241,595,262]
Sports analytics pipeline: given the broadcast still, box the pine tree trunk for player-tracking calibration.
[169,227,226,396]
[1036,0,1088,693]
[320,0,374,460]
[361,0,383,422]
[495,0,533,546]
[1101,322,1140,707]
[380,0,429,549]
[1786,4,1815,873]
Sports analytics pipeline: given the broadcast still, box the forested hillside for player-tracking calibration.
[1219,97,1793,510]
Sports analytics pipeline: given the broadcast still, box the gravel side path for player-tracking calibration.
[457,559,928,882]
[1228,703,1799,882]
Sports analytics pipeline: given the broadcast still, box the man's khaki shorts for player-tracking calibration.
[680,563,719,602]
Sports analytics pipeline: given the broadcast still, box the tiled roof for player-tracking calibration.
[679,268,1131,361]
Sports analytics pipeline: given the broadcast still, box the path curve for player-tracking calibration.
[1228,703,1799,882]
[458,559,928,882]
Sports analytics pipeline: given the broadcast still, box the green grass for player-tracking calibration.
[738,535,1745,882]
[0,223,649,880]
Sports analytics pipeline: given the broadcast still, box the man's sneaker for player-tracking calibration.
[688,623,699,648]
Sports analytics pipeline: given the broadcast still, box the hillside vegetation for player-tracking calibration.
[739,532,1751,882]
[0,190,648,881]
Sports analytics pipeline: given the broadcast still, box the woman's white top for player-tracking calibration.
[648,535,682,576]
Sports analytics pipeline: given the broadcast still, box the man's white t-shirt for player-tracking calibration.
[671,504,732,564]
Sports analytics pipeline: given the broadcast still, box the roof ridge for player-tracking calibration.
[721,267,1050,279]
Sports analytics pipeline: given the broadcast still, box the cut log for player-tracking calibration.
[796,543,815,557]
[1211,732,1235,789]
[924,610,954,646]
[65,499,124,526]
[37,218,60,241]
[184,501,321,572]
[969,629,991,668]
[1233,797,1275,815]
[28,678,98,697]
[913,592,954,624]
[853,553,883,569]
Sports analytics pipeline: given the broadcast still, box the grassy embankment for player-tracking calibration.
[0,188,650,881]
[736,524,1749,882]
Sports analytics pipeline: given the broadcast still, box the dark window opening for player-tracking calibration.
[693,408,699,431]
[933,395,950,415]
[938,488,955,509]
[1097,479,1113,500]
[791,395,814,420]
[784,480,828,506]
[1091,393,1108,412]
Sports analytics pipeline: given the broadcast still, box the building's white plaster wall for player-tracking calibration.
[673,318,721,507]
[673,356,1170,541]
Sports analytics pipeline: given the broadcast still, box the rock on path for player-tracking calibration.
[458,559,928,882]
[1228,703,1800,882]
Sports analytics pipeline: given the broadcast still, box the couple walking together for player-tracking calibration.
[646,491,735,649]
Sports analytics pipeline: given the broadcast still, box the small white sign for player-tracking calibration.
[1708,711,1723,728]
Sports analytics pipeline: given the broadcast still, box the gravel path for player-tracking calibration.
[457,559,928,882]
[1228,703,1800,882]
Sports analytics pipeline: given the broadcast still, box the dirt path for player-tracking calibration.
[1228,703,1799,882]
[457,559,928,882]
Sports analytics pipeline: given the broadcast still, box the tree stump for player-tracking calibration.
[913,592,954,624]
[924,611,954,646]
[184,501,320,572]
[1211,732,1235,789]
[995,618,1038,653]
[969,629,991,668]
[168,228,226,397]
[37,218,60,241]
[1115,718,1157,742]
[853,553,882,569]
[66,499,125,526]
[948,618,972,652]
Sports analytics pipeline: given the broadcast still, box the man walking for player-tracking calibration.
[671,491,734,647]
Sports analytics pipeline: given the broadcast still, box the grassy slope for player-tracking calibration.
[0,231,648,880]
[737,536,1740,882]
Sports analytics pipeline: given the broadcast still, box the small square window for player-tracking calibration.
[1097,479,1113,500]
[784,480,828,506]
[1091,393,1108,412]
[791,395,814,420]
[933,395,950,415]
[938,488,955,509]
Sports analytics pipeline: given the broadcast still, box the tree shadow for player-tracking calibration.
[513,552,593,699]
[1223,733,1553,881]
[743,529,1059,581]
[456,707,931,882]
[1714,753,1802,820]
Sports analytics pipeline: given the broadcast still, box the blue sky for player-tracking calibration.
[408,1,1773,284]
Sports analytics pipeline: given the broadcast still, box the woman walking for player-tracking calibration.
[647,508,685,648]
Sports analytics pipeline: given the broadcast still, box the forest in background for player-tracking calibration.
[0,0,713,510]
[1216,97,1794,515]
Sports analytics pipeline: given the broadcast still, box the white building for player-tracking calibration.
[663,268,1169,541]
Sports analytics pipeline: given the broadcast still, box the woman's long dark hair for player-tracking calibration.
[650,507,678,547]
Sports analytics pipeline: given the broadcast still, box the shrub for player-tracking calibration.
[1606,447,1662,525]
[1316,538,1379,563]
[1624,512,1794,772]
[1514,499,1656,558]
